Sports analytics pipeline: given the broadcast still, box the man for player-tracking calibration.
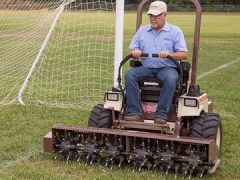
[124,1,188,124]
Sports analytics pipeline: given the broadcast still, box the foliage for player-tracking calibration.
[124,0,240,5]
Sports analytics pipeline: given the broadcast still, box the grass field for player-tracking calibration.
[0,11,240,179]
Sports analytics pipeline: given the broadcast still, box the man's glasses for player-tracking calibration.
[149,13,165,19]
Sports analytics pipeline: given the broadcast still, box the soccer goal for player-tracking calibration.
[0,0,124,109]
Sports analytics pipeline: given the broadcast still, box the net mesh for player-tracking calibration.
[0,0,116,109]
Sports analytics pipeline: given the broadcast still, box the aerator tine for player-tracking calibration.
[118,156,124,168]
[85,154,91,166]
[174,165,179,179]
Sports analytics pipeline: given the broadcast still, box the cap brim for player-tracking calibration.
[147,10,164,16]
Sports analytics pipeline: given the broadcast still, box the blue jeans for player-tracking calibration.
[124,66,178,120]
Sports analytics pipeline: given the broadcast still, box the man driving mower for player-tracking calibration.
[125,1,189,124]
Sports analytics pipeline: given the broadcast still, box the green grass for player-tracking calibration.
[0,11,240,179]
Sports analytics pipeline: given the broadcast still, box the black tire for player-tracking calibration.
[88,104,112,128]
[190,112,222,158]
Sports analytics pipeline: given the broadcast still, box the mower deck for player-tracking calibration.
[44,122,221,177]
[44,124,219,161]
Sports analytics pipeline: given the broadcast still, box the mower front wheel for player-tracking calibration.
[88,104,112,128]
[189,112,222,158]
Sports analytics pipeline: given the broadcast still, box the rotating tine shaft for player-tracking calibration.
[93,133,97,144]
[147,138,150,150]
[133,137,136,149]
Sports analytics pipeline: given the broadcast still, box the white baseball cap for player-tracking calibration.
[147,1,167,16]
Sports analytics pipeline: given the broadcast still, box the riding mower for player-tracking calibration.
[43,0,222,178]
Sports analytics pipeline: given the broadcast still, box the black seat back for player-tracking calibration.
[139,78,162,102]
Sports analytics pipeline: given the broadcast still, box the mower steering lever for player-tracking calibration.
[134,53,174,60]
[152,53,174,61]
[140,53,148,57]
[119,53,148,66]
[133,53,174,59]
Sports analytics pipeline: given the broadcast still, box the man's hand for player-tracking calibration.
[158,51,170,59]
[158,51,189,60]
[131,49,142,59]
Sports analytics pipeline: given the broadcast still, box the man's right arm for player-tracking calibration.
[129,29,142,59]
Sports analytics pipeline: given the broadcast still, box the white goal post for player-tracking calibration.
[0,0,125,109]
[113,0,124,88]
[18,0,74,105]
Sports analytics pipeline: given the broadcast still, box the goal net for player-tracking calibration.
[0,0,117,109]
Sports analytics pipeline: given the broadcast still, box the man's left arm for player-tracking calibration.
[170,51,188,60]
[158,27,188,60]
[171,28,189,60]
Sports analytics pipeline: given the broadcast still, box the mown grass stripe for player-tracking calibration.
[0,150,39,173]
[198,58,240,80]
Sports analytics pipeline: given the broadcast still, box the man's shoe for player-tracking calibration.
[125,115,144,122]
[154,117,167,124]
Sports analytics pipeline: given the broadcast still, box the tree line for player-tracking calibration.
[125,0,240,5]
[29,0,240,5]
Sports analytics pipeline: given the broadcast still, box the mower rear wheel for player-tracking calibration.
[189,112,222,158]
[88,104,112,128]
